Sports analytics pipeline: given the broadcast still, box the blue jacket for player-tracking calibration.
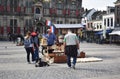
[46,33,56,46]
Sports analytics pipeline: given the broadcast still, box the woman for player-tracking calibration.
[24,31,35,64]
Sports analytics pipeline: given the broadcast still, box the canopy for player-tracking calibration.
[109,31,120,36]
[95,29,112,35]
[54,24,84,28]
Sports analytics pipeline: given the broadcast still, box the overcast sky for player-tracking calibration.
[82,0,116,10]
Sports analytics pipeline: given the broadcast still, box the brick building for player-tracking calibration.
[0,0,83,39]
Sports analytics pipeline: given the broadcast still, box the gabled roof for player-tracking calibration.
[82,8,96,17]
[92,11,106,20]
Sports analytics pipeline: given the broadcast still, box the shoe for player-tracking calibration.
[28,62,31,64]
[72,65,75,69]
[31,61,35,64]
[68,66,71,68]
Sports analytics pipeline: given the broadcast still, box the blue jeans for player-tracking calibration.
[34,47,39,60]
[67,56,77,67]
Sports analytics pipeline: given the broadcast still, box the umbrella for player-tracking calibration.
[31,32,37,36]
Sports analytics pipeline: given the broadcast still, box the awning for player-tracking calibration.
[109,31,120,35]
[95,29,112,35]
[54,24,84,28]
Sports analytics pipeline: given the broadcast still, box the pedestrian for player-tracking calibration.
[31,31,40,61]
[63,29,79,69]
[24,31,35,64]
[45,29,56,53]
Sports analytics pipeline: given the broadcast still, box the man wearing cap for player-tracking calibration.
[45,29,56,53]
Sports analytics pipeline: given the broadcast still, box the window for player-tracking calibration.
[43,2,50,8]
[97,25,99,29]
[104,19,106,26]
[56,3,63,9]
[44,9,49,15]
[57,10,62,15]
[60,21,63,24]
[107,18,109,27]
[10,19,17,27]
[71,4,76,10]
[36,8,40,14]
[100,24,102,29]
[57,21,59,24]
[111,18,113,26]
[117,18,119,27]
[70,21,72,24]
[25,19,32,27]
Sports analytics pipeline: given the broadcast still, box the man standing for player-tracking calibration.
[31,31,40,61]
[45,29,56,53]
[63,29,79,69]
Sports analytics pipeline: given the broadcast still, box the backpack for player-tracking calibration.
[24,38,31,48]
[31,36,40,48]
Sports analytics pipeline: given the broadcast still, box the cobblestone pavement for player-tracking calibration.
[0,41,120,79]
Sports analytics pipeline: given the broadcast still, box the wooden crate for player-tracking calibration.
[54,55,67,63]
[78,51,85,58]
[48,53,67,63]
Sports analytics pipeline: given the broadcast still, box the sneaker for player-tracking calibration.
[31,61,35,64]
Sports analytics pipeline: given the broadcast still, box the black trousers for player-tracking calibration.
[25,47,34,62]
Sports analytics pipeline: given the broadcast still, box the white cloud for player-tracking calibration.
[82,0,116,10]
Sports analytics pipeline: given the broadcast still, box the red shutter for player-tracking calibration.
[49,8,52,14]
[24,7,26,13]
[76,10,79,16]
[68,9,70,15]
[7,6,10,12]
[17,27,20,34]
[0,5,4,12]
[62,9,66,15]
[0,27,4,34]
[17,6,21,12]
[32,7,34,13]
[7,27,11,33]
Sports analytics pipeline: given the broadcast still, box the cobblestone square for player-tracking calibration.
[0,41,120,79]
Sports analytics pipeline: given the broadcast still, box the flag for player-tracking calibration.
[50,25,54,33]
[46,20,51,26]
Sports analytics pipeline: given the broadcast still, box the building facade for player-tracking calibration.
[115,0,120,30]
[0,0,83,39]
